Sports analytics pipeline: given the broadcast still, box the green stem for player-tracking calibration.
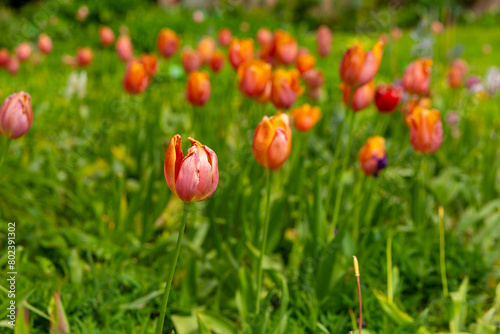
[255,171,273,314]
[156,202,190,334]
[439,207,449,297]
[0,137,12,173]
[387,227,393,305]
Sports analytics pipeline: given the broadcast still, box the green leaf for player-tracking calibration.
[119,290,163,310]
[373,289,414,325]
[449,277,469,333]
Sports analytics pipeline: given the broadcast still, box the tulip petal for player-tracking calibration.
[267,128,291,170]
[200,145,219,201]
[164,134,183,197]
[175,146,200,202]
[252,116,276,168]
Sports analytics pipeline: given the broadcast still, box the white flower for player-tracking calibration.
[65,71,87,100]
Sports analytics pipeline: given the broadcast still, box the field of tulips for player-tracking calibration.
[1,1,500,333]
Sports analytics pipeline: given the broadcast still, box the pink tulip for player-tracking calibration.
[16,43,32,62]
[99,26,115,46]
[0,49,10,67]
[38,34,53,54]
[316,25,332,57]
[0,92,33,139]
[115,35,133,62]
[6,57,19,75]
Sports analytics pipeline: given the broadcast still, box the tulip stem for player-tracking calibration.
[255,170,273,314]
[387,226,393,305]
[439,206,449,297]
[0,137,11,173]
[156,202,190,334]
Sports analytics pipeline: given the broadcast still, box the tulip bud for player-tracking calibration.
[405,106,443,154]
[0,48,9,67]
[164,135,219,202]
[270,68,304,109]
[76,47,93,67]
[358,136,388,177]
[186,71,211,106]
[340,81,375,112]
[16,42,32,62]
[0,92,33,139]
[157,28,181,58]
[292,104,321,132]
[237,59,272,98]
[38,33,53,54]
[252,112,292,170]
[123,59,149,95]
[274,29,298,65]
[317,25,333,57]
[197,36,216,65]
[339,40,384,88]
[296,54,316,74]
[229,38,254,69]
[6,56,19,75]
[375,83,402,113]
[218,28,232,47]
[116,35,133,62]
[447,59,467,89]
[49,292,70,334]
[209,50,225,72]
[140,53,159,78]
[402,58,432,96]
[181,48,202,73]
[99,26,115,46]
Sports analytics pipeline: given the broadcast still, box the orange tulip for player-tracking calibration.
[164,135,219,202]
[296,54,316,74]
[218,28,232,47]
[181,48,202,73]
[186,71,211,106]
[197,36,216,65]
[38,34,53,54]
[402,58,432,96]
[123,59,149,95]
[317,25,333,57]
[358,136,387,177]
[400,97,432,115]
[76,47,93,67]
[340,81,375,112]
[270,68,304,109]
[447,59,467,89]
[339,40,384,88]
[228,38,254,69]
[157,28,181,58]
[140,53,159,78]
[252,112,292,170]
[99,26,115,46]
[292,104,321,132]
[115,35,133,62]
[209,50,225,72]
[274,30,298,65]
[237,59,272,98]
[405,106,443,154]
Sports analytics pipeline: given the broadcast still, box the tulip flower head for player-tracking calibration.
[292,104,321,132]
[209,50,225,72]
[340,81,375,112]
[229,38,254,69]
[116,35,134,62]
[197,37,216,65]
[375,83,402,113]
[274,30,298,65]
[76,47,93,67]
[0,48,9,67]
[99,26,115,46]
[123,59,149,95]
[339,40,384,88]
[164,135,219,202]
[6,57,19,75]
[237,59,272,98]
[447,59,467,89]
[140,53,159,78]
[302,69,325,90]
[186,71,211,106]
[271,68,304,109]
[405,106,443,154]
[252,112,292,170]
[0,92,33,139]
[296,54,316,74]
[16,42,32,62]
[181,48,202,73]
[257,28,273,46]
[38,34,53,54]
[157,28,181,58]
[218,28,232,47]
[402,58,432,96]
[358,136,387,177]
[317,25,333,57]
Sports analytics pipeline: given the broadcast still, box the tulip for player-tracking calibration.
[116,35,133,62]
[16,42,32,62]
[209,50,224,72]
[99,26,115,46]
[0,92,33,139]
[400,97,432,115]
[340,81,375,112]
[181,48,202,73]
[237,59,272,98]
[76,5,89,21]
[274,29,298,65]
[405,106,443,154]
[229,38,254,69]
[38,34,53,54]
[0,48,9,67]
[157,28,181,58]
[447,59,467,89]
[218,28,232,46]
[339,40,384,88]
[140,53,159,78]
[192,10,204,23]
[402,58,432,96]
[270,68,304,109]
[296,54,316,74]
[186,71,211,106]
[257,28,273,46]
[197,37,216,65]
[317,25,333,57]
[302,69,325,89]
[431,21,444,34]
[358,136,388,177]
[6,56,19,75]
[164,135,219,202]
[76,47,93,67]
[375,83,402,113]
[292,104,321,132]
[123,59,149,95]
[252,112,292,170]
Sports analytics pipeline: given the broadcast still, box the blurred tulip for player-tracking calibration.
[237,59,272,98]
[274,30,298,65]
[123,59,149,95]
[298,47,309,57]
[400,97,432,115]
[16,42,31,62]
[6,56,19,75]
[197,37,216,64]
[340,81,375,112]
[157,28,181,58]
[296,54,316,74]
[358,136,387,177]
[181,48,202,73]
[431,21,444,34]
[317,25,333,57]
[402,58,432,95]
[186,71,211,106]
[164,135,218,202]
[209,50,224,72]
[292,104,321,132]
[302,69,325,89]
[307,87,322,100]
[0,49,10,67]
[339,40,384,88]
[391,27,403,40]
[252,112,292,170]
[76,5,89,21]
[0,91,33,139]
[192,10,204,23]
[140,53,159,78]
[38,34,53,54]
[116,35,133,62]
[257,28,273,46]
[218,28,232,46]
[271,68,304,109]
[99,26,115,46]
[229,38,254,69]
[447,59,467,89]
[76,47,93,67]
[405,106,443,154]
[375,83,402,113]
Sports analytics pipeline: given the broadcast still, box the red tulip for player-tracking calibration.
[402,58,432,96]
[76,47,93,67]
[339,40,384,88]
[140,53,159,78]
[302,69,325,89]
[123,59,149,95]
[6,56,19,75]
[340,81,375,112]
[157,28,181,58]
[186,71,211,106]
[0,48,9,67]
[229,38,254,69]
[375,84,402,113]
[237,59,272,98]
[181,48,202,73]
[116,35,133,62]
[209,50,225,72]
[405,106,443,154]
[447,59,467,89]
[217,28,232,47]
[317,25,333,57]
[0,92,33,139]
[38,34,53,54]
[257,28,273,46]
[99,26,115,46]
